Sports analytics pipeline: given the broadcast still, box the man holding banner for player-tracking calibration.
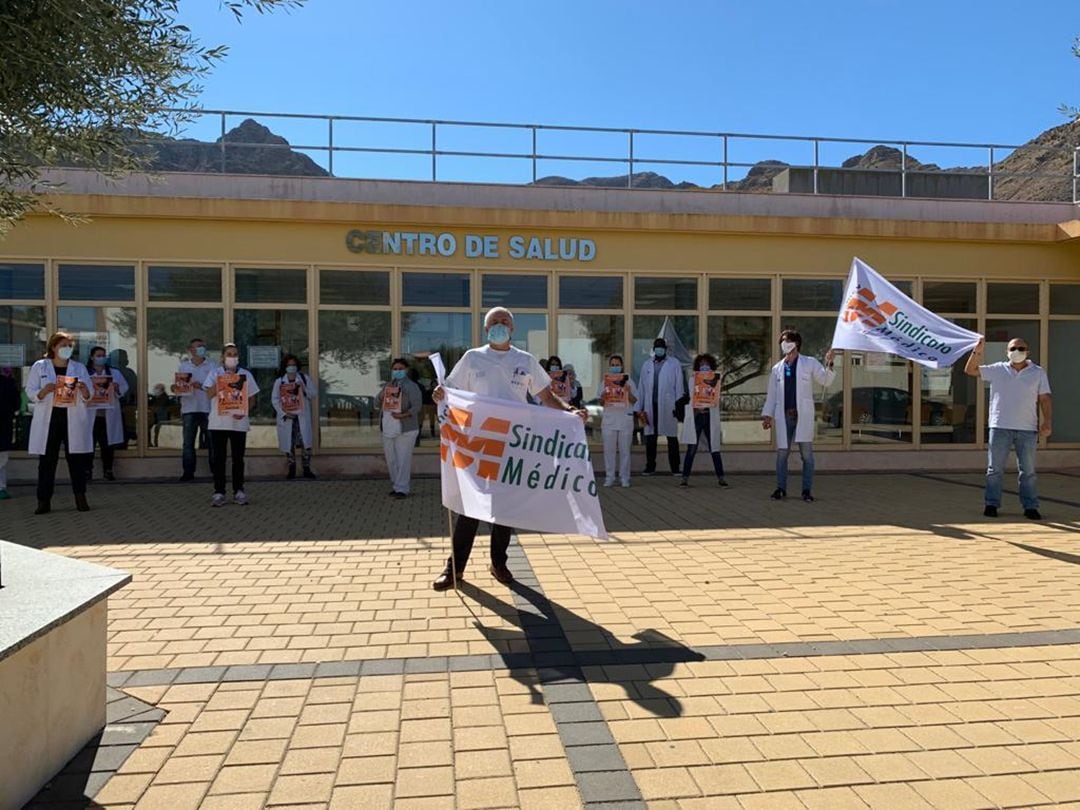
[431,307,592,592]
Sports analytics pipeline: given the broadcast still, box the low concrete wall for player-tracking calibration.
[0,601,107,810]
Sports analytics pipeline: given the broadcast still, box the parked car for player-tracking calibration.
[823,387,950,428]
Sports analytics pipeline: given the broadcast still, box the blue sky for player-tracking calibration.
[176,0,1080,184]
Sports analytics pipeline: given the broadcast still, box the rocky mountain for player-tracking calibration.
[124,115,1077,201]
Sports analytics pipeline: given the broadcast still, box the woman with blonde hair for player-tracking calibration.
[24,332,95,513]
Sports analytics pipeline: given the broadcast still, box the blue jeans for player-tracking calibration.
[986,428,1039,509]
[776,415,814,493]
[181,412,212,476]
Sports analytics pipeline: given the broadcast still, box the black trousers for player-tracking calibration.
[682,411,725,480]
[644,434,680,474]
[37,408,88,502]
[447,515,511,575]
[91,417,115,474]
[210,430,247,494]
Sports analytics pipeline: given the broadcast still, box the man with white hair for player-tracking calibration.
[432,307,587,591]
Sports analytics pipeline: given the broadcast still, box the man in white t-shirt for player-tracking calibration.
[965,336,1053,519]
[173,337,218,482]
[432,307,588,591]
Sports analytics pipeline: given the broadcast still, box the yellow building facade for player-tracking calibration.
[2,169,1078,477]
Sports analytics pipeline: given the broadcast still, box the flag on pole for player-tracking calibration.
[831,258,981,369]
[431,354,609,540]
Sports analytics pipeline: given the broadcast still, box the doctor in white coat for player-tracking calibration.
[271,354,316,480]
[635,337,685,476]
[86,344,129,481]
[25,332,95,514]
[761,328,835,502]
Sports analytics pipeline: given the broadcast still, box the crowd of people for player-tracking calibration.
[7,316,1052,553]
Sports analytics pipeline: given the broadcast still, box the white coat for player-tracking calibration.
[679,371,723,451]
[271,372,314,452]
[761,355,836,449]
[635,356,684,437]
[24,358,95,455]
[89,366,129,446]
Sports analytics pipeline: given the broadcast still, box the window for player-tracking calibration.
[235,268,307,304]
[233,309,310,447]
[0,305,46,451]
[709,278,771,311]
[402,273,469,307]
[631,315,698,379]
[318,311,391,448]
[922,281,976,313]
[482,275,547,309]
[58,264,135,301]
[148,266,222,302]
[557,314,624,440]
[559,276,622,310]
[920,317,978,445]
[849,354,914,445]
[57,306,139,447]
[1049,321,1080,442]
[1050,284,1080,315]
[320,270,391,306]
[0,263,44,299]
[634,277,696,310]
[145,309,224,449]
[782,279,844,311]
[987,283,1039,314]
[707,315,771,444]
[402,312,472,377]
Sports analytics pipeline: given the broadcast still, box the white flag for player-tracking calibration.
[832,258,981,369]
[438,385,608,541]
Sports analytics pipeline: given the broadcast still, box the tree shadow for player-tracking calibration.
[459,579,704,718]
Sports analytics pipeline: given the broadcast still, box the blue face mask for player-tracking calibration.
[487,324,512,345]
[699,365,711,372]
[93,356,107,367]
[57,346,74,360]
[391,369,407,380]
[653,347,666,358]
[194,346,207,358]
[549,364,561,371]
[609,365,622,374]
[286,365,298,374]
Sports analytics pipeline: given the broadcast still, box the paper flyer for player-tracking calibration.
[53,375,78,407]
[174,372,194,395]
[382,384,402,414]
[216,373,248,415]
[691,371,721,409]
[280,381,302,414]
[89,375,113,408]
[601,373,629,406]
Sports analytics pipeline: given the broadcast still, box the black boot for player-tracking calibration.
[287,463,296,480]
[302,466,316,480]
[75,493,90,512]
[34,500,51,515]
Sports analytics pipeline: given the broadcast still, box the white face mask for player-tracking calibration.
[1007,349,1028,364]
[224,356,239,369]
[780,341,797,355]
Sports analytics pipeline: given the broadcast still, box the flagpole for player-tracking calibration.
[447,507,459,594]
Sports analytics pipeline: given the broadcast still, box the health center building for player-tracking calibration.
[2,167,1079,480]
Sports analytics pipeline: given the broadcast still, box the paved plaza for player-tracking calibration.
[8,469,1080,809]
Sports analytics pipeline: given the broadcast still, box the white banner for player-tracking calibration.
[832,258,982,369]
[432,355,608,540]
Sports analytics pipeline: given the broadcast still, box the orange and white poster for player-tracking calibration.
[216,373,248,415]
[53,375,79,407]
[382,384,401,414]
[549,370,570,399]
[601,373,629,407]
[280,382,302,414]
[691,371,721,409]
[89,375,113,408]
[174,372,193,395]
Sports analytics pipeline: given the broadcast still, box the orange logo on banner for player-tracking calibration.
[440,406,511,480]
[842,286,898,328]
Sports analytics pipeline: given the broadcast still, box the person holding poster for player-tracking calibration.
[431,307,587,591]
[679,353,727,488]
[203,343,260,506]
[547,355,571,400]
[563,364,585,409]
[761,329,836,502]
[376,358,422,499]
[24,332,95,514]
[86,345,128,482]
[600,353,637,487]
[174,337,217,482]
[965,336,1052,519]
[635,337,684,477]
[271,354,316,480]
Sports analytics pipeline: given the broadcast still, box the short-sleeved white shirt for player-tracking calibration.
[204,367,261,431]
[445,345,550,403]
[177,358,217,414]
[979,361,1051,431]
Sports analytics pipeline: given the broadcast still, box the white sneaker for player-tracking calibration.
[211,493,227,507]
[621,480,631,488]
[233,490,249,506]
[603,479,615,488]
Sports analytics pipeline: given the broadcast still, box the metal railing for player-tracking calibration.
[151,108,1080,203]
